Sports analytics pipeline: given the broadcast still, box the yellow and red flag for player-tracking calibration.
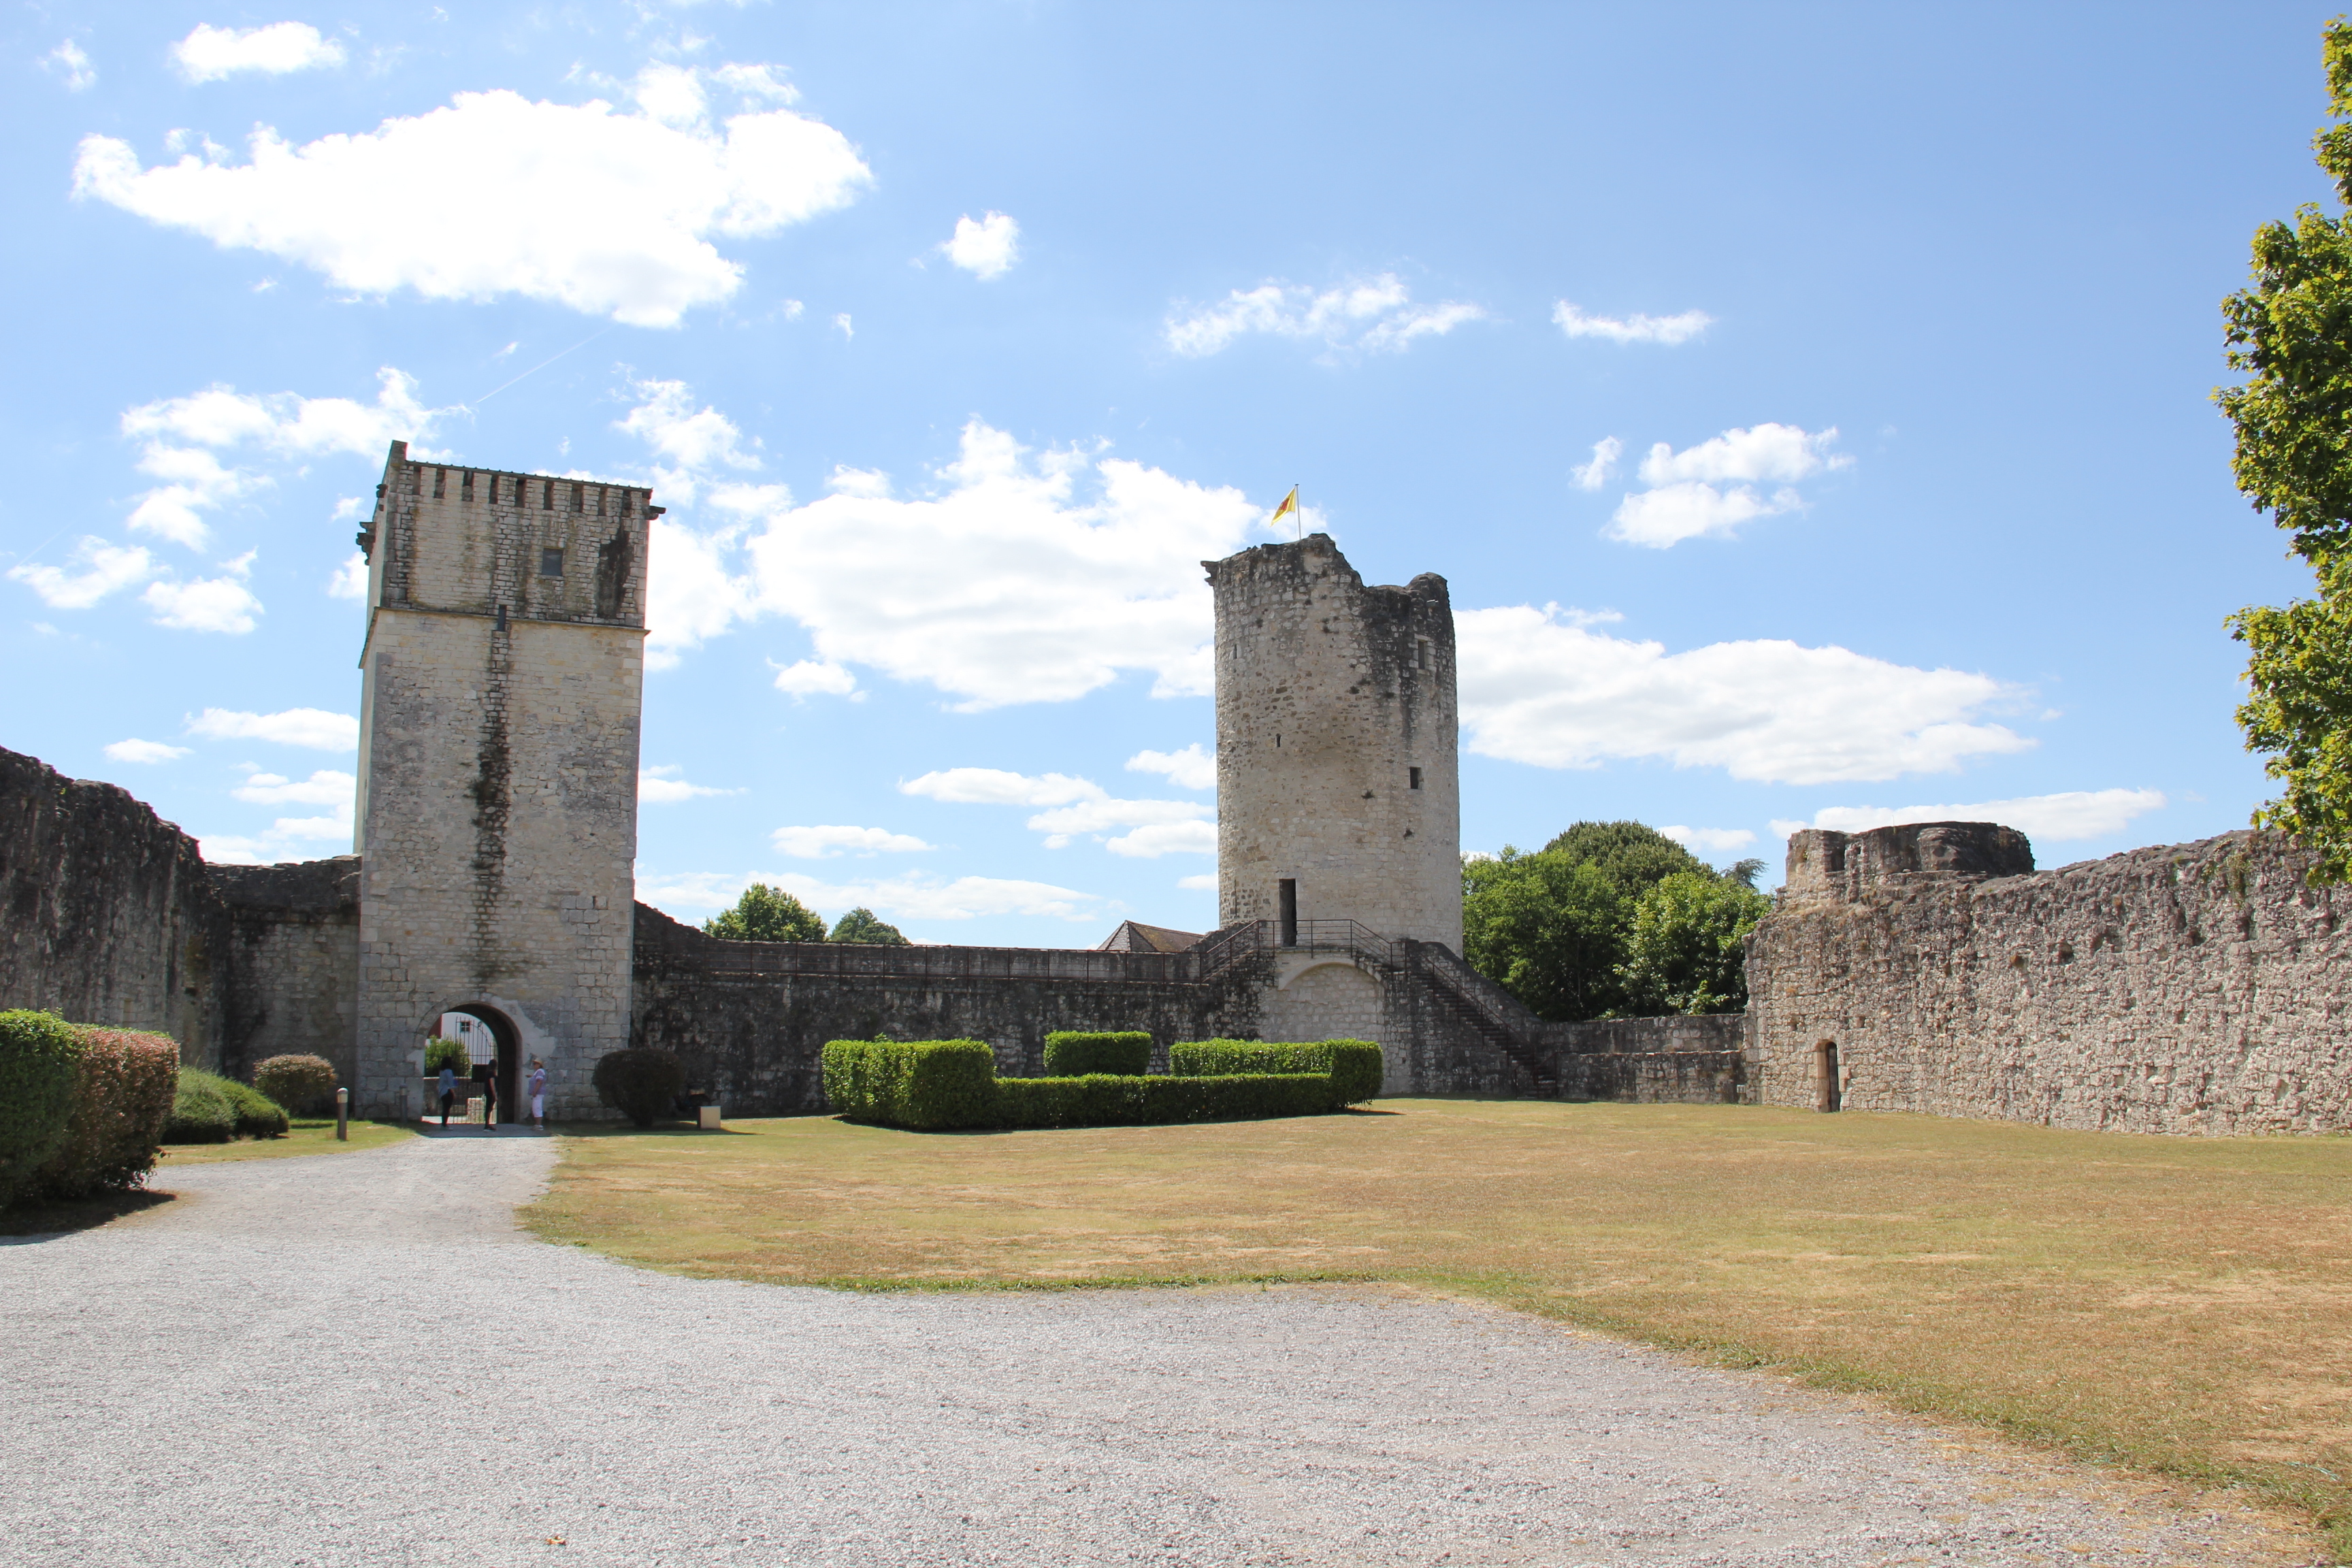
[1271,485,1299,529]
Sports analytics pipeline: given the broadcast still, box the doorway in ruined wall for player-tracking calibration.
[1814,1041,1842,1112]
[437,1004,520,1126]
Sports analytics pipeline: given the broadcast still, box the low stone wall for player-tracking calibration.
[214,857,361,1088]
[1747,822,2352,1134]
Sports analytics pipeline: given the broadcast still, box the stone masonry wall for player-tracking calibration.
[213,857,361,1088]
[1747,822,2352,1134]
[1209,535,1462,951]
[353,442,647,1120]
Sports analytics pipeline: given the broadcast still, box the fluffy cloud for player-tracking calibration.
[143,572,263,634]
[233,768,355,806]
[172,22,344,82]
[1176,872,1218,892]
[1455,604,2031,785]
[1779,788,2168,845]
[638,765,740,804]
[185,706,358,751]
[902,766,1214,853]
[1551,301,1712,345]
[73,74,872,327]
[618,377,762,478]
[1571,437,1622,492]
[619,391,1262,704]
[201,768,355,864]
[327,552,369,599]
[770,824,935,858]
[634,867,1101,923]
[42,40,95,91]
[1606,423,1849,548]
[1164,274,1486,358]
[103,738,189,764]
[1659,825,1757,854]
[943,211,1020,279]
[9,540,155,609]
[1126,743,1215,791]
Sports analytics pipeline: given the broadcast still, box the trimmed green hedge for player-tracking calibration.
[821,1039,997,1130]
[1042,1030,1152,1077]
[39,1028,180,1199]
[165,1069,288,1143]
[593,1047,688,1127]
[253,1053,338,1117]
[1170,1039,1384,1107]
[0,1011,88,1208]
[993,1072,1334,1129]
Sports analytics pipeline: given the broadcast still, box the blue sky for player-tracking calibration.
[1,3,2334,945]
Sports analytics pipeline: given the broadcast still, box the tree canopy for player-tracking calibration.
[702,883,828,943]
[2219,17,2352,881]
[829,906,910,945]
[1464,821,1767,1020]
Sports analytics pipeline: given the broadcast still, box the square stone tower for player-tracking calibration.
[349,442,655,1118]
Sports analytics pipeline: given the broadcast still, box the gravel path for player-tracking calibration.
[1,1132,2317,1568]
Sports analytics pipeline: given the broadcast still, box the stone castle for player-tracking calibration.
[4,444,2347,1134]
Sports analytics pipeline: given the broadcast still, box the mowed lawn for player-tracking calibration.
[158,1117,418,1164]
[528,1098,2352,1541]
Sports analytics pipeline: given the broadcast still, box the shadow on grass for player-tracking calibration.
[0,1188,176,1241]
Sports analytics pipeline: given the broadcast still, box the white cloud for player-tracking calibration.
[1551,301,1712,345]
[902,768,1103,807]
[618,377,761,478]
[1791,789,2168,845]
[73,81,872,327]
[902,766,1212,851]
[825,466,890,498]
[103,738,190,764]
[638,764,740,804]
[172,22,344,82]
[185,706,358,751]
[1106,820,1218,858]
[631,62,707,128]
[634,866,1101,923]
[327,552,369,599]
[1163,273,1486,359]
[713,63,798,103]
[143,574,263,634]
[1659,825,1757,854]
[770,823,934,858]
[233,768,354,807]
[43,39,95,91]
[943,211,1019,279]
[1177,872,1218,891]
[769,657,859,698]
[1126,743,1215,791]
[1455,603,2032,785]
[833,312,854,339]
[1605,423,1849,548]
[1571,436,1622,492]
[9,540,155,609]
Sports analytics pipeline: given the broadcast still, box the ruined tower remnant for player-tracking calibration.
[350,442,655,1118]
[1207,534,1463,951]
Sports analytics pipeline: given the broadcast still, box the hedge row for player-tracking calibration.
[1170,1039,1384,1106]
[1042,1030,1152,1077]
[0,1010,183,1207]
[166,1069,289,1144]
[820,1036,1381,1130]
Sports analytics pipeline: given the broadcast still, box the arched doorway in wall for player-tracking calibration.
[436,1004,521,1126]
[1814,1040,1842,1113]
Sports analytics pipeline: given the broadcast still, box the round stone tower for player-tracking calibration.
[1205,533,1462,951]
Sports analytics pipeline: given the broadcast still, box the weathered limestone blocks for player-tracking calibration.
[1748,821,2352,1134]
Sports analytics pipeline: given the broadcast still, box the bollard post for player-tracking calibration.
[336,1086,349,1141]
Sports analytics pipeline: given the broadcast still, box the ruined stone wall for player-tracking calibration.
[353,442,648,1119]
[0,745,224,1063]
[1209,536,1462,951]
[630,905,1269,1114]
[1747,823,2352,1134]
[214,857,360,1087]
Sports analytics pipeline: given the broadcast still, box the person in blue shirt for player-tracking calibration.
[438,1060,456,1126]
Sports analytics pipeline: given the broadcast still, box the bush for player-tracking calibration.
[992,1073,1336,1129]
[166,1069,289,1142]
[37,1028,180,1199]
[1,1010,86,1208]
[592,1048,688,1128]
[424,1037,470,1075]
[253,1053,338,1116]
[1169,1039,1384,1107]
[821,1039,997,1130]
[829,906,910,945]
[1042,1030,1152,1077]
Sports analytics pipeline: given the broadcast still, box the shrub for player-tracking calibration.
[1042,1031,1152,1077]
[37,1028,180,1199]
[253,1054,339,1116]
[0,1011,88,1208]
[424,1037,470,1075]
[829,906,910,945]
[163,1073,235,1143]
[822,1039,998,1130]
[992,1073,1336,1130]
[592,1048,688,1128]
[1170,1039,1384,1107]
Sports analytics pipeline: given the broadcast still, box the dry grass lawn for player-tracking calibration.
[527,1098,2352,1548]
[159,1117,418,1164]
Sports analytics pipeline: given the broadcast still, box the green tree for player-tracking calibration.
[1541,820,1712,900]
[703,883,828,943]
[1614,871,1773,1015]
[2218,16,2352,881]
[829,906,910,945]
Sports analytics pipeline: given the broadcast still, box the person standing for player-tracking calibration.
[477,1059,500,1131]
[528,1058,548,1130]
[438,1060,456,1126]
